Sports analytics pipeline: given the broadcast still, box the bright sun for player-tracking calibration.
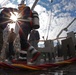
[9,12,18,30]
[10,12,18,22]
[3,10,26,31]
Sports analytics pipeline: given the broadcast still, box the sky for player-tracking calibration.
[0,0,76,41]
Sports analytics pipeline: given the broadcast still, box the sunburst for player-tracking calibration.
[1,8,31,34]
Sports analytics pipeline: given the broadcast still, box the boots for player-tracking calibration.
[12,50,27,64]
[18,50,27,61]
[28,46,40,62]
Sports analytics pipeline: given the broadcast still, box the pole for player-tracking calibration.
[31,0,39,11]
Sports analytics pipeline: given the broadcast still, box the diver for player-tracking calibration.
[17,4,40,63]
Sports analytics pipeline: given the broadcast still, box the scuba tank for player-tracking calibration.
[32,11,40,29]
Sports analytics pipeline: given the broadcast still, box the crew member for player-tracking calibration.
[17,4,40,63]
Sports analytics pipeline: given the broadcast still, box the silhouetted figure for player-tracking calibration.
[17,4,40,63]
[29,29,40,48]
[0,7,17,56]
[7,28,16,60]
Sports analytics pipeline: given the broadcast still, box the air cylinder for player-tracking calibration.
[32,11,40,29]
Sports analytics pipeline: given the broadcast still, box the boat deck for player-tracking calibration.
[0,64,76,75]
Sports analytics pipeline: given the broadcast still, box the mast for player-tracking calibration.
[31,0,39,11]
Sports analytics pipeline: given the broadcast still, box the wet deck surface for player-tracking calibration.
[0,63,76,75]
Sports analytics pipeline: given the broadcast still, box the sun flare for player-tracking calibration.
[10,12,18,22]
[8,23,16,31]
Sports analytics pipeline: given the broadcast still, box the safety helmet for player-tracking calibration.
[18,4,26,10]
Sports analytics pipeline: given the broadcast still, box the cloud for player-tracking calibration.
[34,5,50,29]
[63,2,76,11]
[48,15,74,39]
[4,2,17,8]
[0,0,76,40]
[52,4,61,14]
[33,0,76,40]
[0,0,10,6]
[68,20,76,32]
[33,4,50,39]
[17,0,22,4]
